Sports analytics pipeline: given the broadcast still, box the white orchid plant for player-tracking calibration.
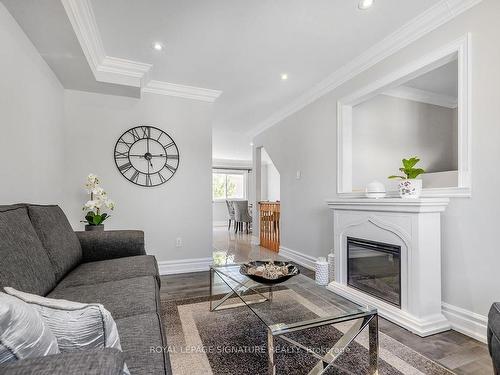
[82,174,115,226]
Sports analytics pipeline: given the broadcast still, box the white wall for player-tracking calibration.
[260,163,281,201]
[0,3,65,204]
[260,164,268,200]
[260,148,281,202]
[266,162,281,201]
[63,90,213,263]
[352,95,457,189]
[254,0,500,320]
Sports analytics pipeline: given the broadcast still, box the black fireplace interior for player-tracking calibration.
[347,237,401,307]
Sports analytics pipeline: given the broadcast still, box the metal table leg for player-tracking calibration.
[270,313,379,375]
[368,314,379,375]
[268,329,276,375]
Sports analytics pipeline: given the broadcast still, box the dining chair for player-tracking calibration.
[225,200,235,230]
[232,200,252,234]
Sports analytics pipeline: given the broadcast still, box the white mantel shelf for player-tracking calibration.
[326,197,449,213]
[326,196,451,337]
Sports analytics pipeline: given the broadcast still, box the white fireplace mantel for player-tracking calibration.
[327,197,450,212]
[326,197,450,337]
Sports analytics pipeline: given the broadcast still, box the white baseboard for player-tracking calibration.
[213,221,228,227]
[157,257,213,275]
[327,282,451,337]
[442,302,488,343]
[279,246,317,270]
[324,282,487,342]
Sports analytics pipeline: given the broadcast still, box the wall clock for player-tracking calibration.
[114,126,180,187]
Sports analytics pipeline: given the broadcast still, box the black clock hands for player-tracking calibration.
[128,154,166,158]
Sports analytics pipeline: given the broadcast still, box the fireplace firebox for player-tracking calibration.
[347,237,401,307]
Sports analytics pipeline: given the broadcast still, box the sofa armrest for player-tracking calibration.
[76,230,146,263]
[488,303,500,374]
[0,348,125,375]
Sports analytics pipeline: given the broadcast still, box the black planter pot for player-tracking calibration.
[85,224,104,232]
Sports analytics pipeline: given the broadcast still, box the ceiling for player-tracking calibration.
[405,59,458,97]
[1,0,139,97]
[3,0,445,160]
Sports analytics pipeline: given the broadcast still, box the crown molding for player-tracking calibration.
[383,86,458,108]
[96,56,152,88]
[61,0,105,73]
[142,80,222,102]
[249,0,483,137]
[60,0,222,100]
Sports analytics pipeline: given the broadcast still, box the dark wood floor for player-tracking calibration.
[160,227,494,375]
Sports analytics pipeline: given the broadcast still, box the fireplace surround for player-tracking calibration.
[327,198,450,337]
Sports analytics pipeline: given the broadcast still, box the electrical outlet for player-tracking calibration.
[296,170,301,180]
[175,237,182,247]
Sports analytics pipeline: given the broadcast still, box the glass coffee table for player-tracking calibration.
[210,264,379,375]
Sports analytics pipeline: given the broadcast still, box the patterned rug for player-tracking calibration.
[161,291,455,375]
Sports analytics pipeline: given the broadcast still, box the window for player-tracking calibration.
[212,170,247,200]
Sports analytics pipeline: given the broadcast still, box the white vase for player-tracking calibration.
[315,257,329,286]
[398,179,422,199]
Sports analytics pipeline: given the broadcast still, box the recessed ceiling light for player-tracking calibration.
[281,73,288,80]
[358,0,374,10]
[250,142,254,146]
[153,42,163,51]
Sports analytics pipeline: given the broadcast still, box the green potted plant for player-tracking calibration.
[81,174,115,231]
[388,157,425,198]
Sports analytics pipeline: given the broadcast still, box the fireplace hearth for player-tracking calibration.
[347,237,401,308]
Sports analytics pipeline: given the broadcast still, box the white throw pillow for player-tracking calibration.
[0,292,60,363]
[4,287,130,374]
[4,287,123,351]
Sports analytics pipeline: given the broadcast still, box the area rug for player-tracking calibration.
[161,290,455,375]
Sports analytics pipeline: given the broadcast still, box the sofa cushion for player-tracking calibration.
[27,205,82,282]
[57,255,159,289]
[48,276,160,319]
[116,313,169,375]
[0,207,56,295]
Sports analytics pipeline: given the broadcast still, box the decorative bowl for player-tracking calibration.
[365,180,386,198]
[239,261,300,285]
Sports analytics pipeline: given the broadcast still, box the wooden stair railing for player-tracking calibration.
[259,202,280,252]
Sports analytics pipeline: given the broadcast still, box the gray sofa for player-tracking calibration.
[0,204,172,375]
[489,303,500,375]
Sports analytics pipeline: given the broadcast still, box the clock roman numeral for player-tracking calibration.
[158,172,167,183]
[165,163,177,173]
[166,154,179,160]
[127,128,142,142]
[145,174,152,186]
[118,162,133,173]
[131,169,140,183]
[115,151,129,159]
[163,142,175,151]
[118,138,133,147]
[140,126,151,139]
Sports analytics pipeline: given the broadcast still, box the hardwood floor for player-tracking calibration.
[161,226,493,375]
